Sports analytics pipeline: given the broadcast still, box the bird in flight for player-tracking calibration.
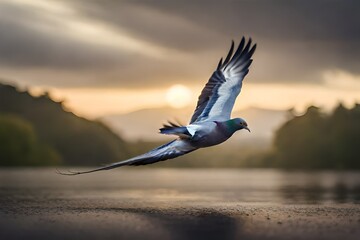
[59,37,256,175]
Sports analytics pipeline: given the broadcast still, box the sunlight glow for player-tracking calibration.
[25,75,360,119]
[26,81,360,119]
[165,84,192,109]
[42,88,167,118]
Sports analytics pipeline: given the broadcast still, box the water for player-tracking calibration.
[1,168,359,204]
[1,168,360,240]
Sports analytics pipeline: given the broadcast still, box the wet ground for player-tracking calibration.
[1,168,360,240]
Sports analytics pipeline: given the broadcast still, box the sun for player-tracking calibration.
[165,84,192,109]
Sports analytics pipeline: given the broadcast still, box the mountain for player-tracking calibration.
[0,82,130,166]
[101,106,287,146]
[101,107,192,140]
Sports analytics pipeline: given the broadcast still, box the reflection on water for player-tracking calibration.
[278,171,360,204]
[0,168,359,204]
[280,182,360,204]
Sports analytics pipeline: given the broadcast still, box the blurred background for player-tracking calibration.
[0,0,359,169]
[1,3,360,239]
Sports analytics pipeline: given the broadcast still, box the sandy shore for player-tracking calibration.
[1,168,359,239]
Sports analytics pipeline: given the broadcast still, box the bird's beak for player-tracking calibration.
[244,126,251,132]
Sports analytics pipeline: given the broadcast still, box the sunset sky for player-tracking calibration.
[0,0,359,118]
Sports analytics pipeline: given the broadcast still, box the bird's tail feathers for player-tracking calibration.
[159,121,192,138]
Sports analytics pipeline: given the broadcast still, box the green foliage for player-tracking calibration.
[269,104,360,169]
[0,114,61,166]
[0,82,130,166]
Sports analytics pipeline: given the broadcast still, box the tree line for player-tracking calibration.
[264,104,360,169]
[1,82,359,169]
[0,83,130,166]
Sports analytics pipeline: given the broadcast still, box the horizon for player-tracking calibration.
[4,78,359,114]
[2,79,359,120]
[5,80,357,143]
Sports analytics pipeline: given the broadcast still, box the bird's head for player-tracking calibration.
[233,118,250,132]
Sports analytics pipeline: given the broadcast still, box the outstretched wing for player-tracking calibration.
[190,38,256,123]
[57,140,196,175]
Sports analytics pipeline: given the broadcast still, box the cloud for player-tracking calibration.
[322,70,360,90]
[69,0,223,51]
[0,0,359,88]
[0,1,131,69]
[0,1,183,69]
[126,0,360,42]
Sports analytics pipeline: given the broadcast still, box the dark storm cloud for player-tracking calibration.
[68,0,223,51]
[128,0,360,42]
[72,0,360,81]
[0,2,131,69]
[0,20,130,69]
[71,0,360,75]
[0,0,359,88]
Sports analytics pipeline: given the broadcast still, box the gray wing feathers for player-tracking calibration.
[190,70,226,123]
[190,38,256,123]
[129,140,194,166]
[57,140,195,175]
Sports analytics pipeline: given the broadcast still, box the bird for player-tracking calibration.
[58,37,256,175]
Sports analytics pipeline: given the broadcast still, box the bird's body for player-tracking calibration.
[59,38,256,175]
[186,119,244,148]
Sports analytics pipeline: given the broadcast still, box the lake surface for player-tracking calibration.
[1,168,360,240]
[1,168,359,204]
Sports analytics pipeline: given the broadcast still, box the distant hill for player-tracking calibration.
[0,82,130,166]
[101,106,287,146]
[101,107,192,141]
